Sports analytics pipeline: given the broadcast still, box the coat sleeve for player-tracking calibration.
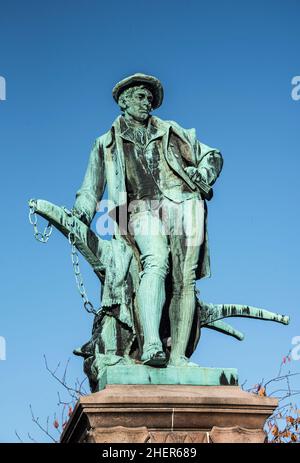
[179,126,223,187]
[73,137,106,225]
[194,139,223,187]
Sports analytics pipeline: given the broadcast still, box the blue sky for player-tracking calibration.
[0,0,299,442]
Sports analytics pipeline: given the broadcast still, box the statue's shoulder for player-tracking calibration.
[92,129,112,150]
[96,116,124,148]
[156,116,197,145]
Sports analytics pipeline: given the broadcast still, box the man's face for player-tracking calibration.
[124,87,153,122]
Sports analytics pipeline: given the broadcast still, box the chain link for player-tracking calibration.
[28,200,53,243]
[68,226,98,316]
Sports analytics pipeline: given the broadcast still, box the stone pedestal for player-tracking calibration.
[60,385,277,443]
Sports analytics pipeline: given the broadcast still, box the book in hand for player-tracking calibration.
[193,177,213,200]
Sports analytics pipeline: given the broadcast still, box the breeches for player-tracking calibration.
[128,197,205,293]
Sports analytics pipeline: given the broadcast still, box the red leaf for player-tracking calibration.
[53,419,59,429]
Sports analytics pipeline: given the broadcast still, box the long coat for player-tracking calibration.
[73,115,223,367]
[74,115,223,281]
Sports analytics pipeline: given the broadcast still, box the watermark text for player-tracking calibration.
[0,76,6,101]
[95,197,205,247]
[291,336,300,361]
[0,336,6,360]
[291,76,300,101]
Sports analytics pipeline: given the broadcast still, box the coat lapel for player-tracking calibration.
[153,117,196,191]
[103,116,127,205]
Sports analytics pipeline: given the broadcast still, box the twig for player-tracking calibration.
[29,404,57,443]
[27,433,38,443]
[43,355,83,399]
[14,430,23,443]
[264,372,300,389]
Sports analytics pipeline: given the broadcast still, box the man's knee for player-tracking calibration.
[172,265,197,294]
[141,248,169,278]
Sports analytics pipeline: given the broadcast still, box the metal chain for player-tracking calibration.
[67,226,98,316]
[28,200,53,243]
[29,200,97,316]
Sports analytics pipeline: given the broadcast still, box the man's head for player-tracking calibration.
[118,85,153,122]
[112,73,164,122]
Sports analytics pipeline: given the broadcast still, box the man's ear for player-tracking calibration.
[118,96,127,112]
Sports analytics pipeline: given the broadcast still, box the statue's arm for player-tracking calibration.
[179,125,223,188]
[73,137,106,225]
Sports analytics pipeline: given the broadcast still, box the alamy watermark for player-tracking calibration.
[0,336,6,360]
[0,76,6,101]
[95,197,205,247]
[291,76,300,101]
[291,336,300,361]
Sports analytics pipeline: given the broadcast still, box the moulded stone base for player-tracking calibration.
[60,385,278,443]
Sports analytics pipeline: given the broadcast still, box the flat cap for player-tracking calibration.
[112,73,164,109]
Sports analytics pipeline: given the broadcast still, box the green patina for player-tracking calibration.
[95,364,238,391]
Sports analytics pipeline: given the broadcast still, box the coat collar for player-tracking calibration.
[120,115,169,144]
[104,115,189,147]
[104,115,170,147]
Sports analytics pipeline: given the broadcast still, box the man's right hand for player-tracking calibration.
[72,208,90,225]
[184,166,202,183]
[184,166,212,200]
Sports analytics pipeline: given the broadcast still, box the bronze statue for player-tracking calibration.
[29,73,289,391]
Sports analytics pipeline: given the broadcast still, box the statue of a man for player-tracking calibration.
[73,73,223,368]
